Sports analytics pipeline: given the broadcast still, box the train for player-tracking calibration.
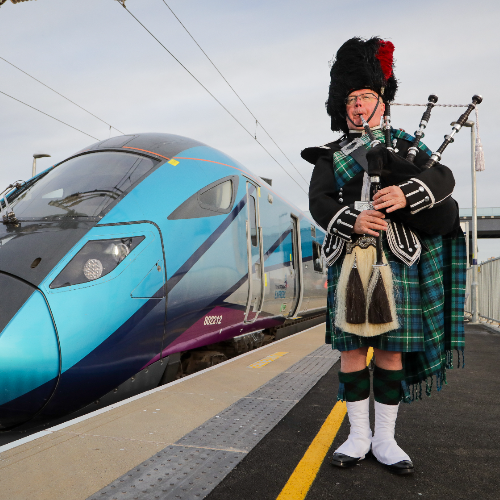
[0,133,327,430]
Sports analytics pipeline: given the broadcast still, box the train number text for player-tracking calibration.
[204,315,223,326]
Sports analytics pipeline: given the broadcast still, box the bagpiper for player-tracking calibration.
[303,37,467,474]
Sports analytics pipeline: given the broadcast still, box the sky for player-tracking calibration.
[0,0,499,259]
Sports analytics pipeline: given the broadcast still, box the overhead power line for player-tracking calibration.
[0,90,101,140]
[0,56,125,135]
[160,1,309,186]
[116,2,308,195]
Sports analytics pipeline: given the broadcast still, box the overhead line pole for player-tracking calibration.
[470,122,479,324]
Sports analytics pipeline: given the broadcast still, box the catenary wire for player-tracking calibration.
[0,56,125,135]
[0,90,100,141]
[116,2,308,195]
[160,0,309,186]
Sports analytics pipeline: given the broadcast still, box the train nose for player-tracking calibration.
[0,274,60,430]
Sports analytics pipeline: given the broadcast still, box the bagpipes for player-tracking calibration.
[406,95,438,162]
[336,95,482,337]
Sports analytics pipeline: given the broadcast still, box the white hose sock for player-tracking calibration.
[334,397,372,459]
[372,401,411,465]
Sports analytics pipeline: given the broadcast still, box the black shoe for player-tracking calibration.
[331,452,364,468]
[382,460,414,475]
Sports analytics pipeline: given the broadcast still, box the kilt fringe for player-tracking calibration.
[337,381,346,402]
[446,348,465,369]
[401,379,411,403]
[402,348,464,404]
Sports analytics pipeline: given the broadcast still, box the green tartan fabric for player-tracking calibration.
[373,366,404,405]
[327,233,467,397]
[325,130,467,399]
[338,367,370,402]
[331,128,431,191]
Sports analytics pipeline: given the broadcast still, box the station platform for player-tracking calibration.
[0,323,498,500]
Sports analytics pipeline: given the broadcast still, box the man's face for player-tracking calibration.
[345,89,385,130]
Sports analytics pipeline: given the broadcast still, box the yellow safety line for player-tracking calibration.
[276,347,373,500]
[249,351,289,368]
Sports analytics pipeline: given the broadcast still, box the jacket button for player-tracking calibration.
[419,186,425,192]
[424,196,430,202]
[339,198,344,203]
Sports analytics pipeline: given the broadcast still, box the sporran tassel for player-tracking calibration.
[345,254,366,324]
[366,267,393,324]
[335,244,399,336]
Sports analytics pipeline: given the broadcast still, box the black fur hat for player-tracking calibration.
[326,37,398,134]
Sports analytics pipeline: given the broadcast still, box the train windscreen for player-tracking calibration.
[7,152,156,219]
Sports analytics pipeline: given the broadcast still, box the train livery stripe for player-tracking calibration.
[122,146,170,161]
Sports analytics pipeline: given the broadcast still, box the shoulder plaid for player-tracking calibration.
[392,129,432,156]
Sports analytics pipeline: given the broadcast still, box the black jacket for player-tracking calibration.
[304,133,461,242]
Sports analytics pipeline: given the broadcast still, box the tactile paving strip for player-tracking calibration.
[88,343,340,500]
[177,397,297,452]
[87,446,244,500]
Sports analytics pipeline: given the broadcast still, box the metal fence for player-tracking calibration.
[465,256,500,322]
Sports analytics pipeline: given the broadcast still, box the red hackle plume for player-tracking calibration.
[376,40,394,81]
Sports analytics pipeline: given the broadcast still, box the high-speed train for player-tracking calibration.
[0,133,327,430]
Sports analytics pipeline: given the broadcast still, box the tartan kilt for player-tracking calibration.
[326,232,466,391]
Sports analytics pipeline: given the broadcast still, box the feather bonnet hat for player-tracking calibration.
[326,37,398,134]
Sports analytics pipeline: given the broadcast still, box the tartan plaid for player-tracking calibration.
[442,233,467,353]
[327,233,467,393]
[373,366,404,405]
[338,367,370,402]
[392,129,432,156]
[331,129,431,191]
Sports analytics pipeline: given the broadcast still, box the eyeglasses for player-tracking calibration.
[345,93,379,106]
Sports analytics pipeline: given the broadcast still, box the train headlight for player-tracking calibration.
[109,242,130,263]
[50,236,144,289]
[83,259,104,281]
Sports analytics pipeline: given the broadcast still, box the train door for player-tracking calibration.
[244,181,265,323]
[288,214,304,318]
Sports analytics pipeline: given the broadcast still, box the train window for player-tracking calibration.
[168,175,239,220]
[199,180,232,211]
[248,195,257,246]
[7,152,156,220]
[312,241,323,272]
